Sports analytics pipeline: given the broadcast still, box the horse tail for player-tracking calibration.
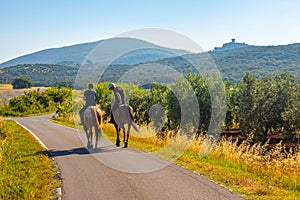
[128,106,134,121]
[93,106,101,128]
[131,120,140,133]
[128,106,140,133]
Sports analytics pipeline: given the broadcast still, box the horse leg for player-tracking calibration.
[90,129,94,149]
[119,124,127,147]
[122,127,126,143]
[124,125,131,148]
[84,126,90,148]
[115,124,121,147]
[95,126,99,149]
[86,129,90,149]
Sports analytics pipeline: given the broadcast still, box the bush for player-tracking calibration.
[12,76,33,89]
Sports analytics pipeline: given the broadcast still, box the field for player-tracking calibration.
[0,84,47,105]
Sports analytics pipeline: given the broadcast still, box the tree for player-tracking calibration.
[186,73,211,133]
[236,73,257,136]
[236,73,297,142]
[95,82,112,120]
[12,76,33,89]
[149,83,169,130]
[129,88,152,125]
[224,81,238,130]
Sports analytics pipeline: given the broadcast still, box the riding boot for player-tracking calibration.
[79,109,84,125]
[79,106,87,125]
[108,112,115,124]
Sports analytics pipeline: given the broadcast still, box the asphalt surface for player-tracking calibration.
[9,114,244,200]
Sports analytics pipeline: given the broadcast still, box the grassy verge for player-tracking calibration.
[52,118,300,200]
[0,118,60,200]
[101,124,300,200]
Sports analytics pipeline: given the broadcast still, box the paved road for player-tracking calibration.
[9,114,244,200]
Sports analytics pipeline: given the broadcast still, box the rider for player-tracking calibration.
[108,82,126,123]
[79,83,97,125]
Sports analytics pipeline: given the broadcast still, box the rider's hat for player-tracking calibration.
[108,83,115,89]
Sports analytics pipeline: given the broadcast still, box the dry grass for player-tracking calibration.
[209,137,300,191]
[0,84,13,90]
[101,124,300,199]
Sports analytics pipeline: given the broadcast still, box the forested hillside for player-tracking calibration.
[0,64,77,86]
[156,43,300,82]
[211,43,300,82]
[100,43,300,83]
[0,43,300,86]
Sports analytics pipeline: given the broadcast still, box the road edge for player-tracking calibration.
[14,121,63,200]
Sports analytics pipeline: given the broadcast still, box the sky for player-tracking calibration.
[1,0,300,63]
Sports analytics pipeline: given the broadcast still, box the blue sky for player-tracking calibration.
[1,0,300,63]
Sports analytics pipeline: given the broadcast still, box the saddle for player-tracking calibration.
[113,104,134,122]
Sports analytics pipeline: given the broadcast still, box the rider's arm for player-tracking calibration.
[114,92,122,104]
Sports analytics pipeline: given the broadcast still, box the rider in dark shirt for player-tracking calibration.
[79,83,97,124]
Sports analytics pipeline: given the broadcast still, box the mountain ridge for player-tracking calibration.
[1,40,300,86]
[0,38,191,69]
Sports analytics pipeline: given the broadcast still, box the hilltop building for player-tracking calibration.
[214,38,250,51]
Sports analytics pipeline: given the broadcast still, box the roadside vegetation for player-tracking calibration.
[1,70,300,199]
[0,86,72,116]
[51,120,300,200]
[0,118,59,199]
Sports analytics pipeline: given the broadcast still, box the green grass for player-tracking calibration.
[0,119,60,200]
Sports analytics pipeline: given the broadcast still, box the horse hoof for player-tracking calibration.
[124,142,128,148]
[116,142,120,147]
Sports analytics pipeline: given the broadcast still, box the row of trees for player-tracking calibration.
[94,72,300,142]
[2,72,299,142]
[230,73,300,142]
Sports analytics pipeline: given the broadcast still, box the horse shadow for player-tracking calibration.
[38,145,122,158]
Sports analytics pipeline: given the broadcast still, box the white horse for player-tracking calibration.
[83,105,102,149]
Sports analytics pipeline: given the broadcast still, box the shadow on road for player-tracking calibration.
[39,145,123,158]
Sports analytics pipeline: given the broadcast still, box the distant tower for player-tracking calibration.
[231,38,236,43]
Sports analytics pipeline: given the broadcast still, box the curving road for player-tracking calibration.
[9,114,244,200]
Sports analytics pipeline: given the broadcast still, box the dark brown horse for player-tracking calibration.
[83,105,102,149]
[113,104,139,148]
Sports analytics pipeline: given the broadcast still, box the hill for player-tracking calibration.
[150,43,300,82]
[0,41,100,69]
[1,42,300,86]
[0,64,77,86]
[211,43,300,81]
[0,38,190,69]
